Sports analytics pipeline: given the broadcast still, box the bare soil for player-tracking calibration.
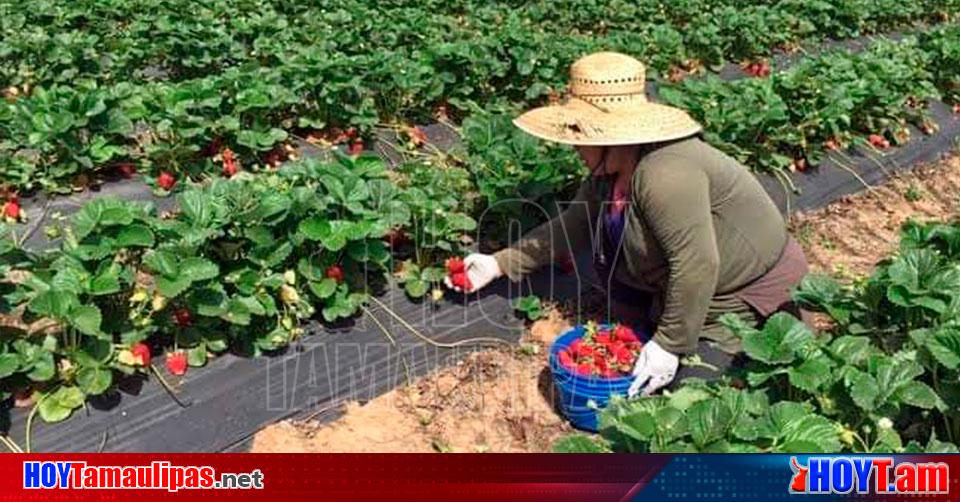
[251,154,960,453]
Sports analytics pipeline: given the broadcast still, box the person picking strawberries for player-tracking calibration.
[446,52,810,397]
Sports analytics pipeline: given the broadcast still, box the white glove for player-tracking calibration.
[443,253,503,293]
[627,340,679,397]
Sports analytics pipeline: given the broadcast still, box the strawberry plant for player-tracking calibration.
[661,36,943,176]
[459,108,585,240]
[0,153,483,424]
[3,1,957,194]
[556,219,960,453]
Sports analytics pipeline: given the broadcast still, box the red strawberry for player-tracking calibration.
[326,265,344,284]
[615,347,635,365]
[347,140,364,156]
[446,257,466,274]
[131,342,151,367]
[601,368,620,378]
[3,200,20,220]
[117,163,137,178]
[953,104,960,114]
[868,134,887,148]
[157,171,177,191]
[165,351,188,376]
[558,350,575,369]
[824,138,840,151]
[576,362,593,376]
[450,272,473,291]
[614,325,639,343]
[569,339,583,356]
[574,341,595,358]
[222,148,238,177]
[594,356,609,373]
[345,127,358,140]
[172,308,192,328]
[594,333,611,346]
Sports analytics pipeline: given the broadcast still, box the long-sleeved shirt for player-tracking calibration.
[492,136,787,354]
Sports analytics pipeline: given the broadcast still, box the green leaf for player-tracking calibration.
[299,219,352,251]
[88,262,121,295]
[76,366,112,395]
[896,380,942,410]
[143,250,179,277]
[829,336,875,365]
[68,305,102,336]
[29,289,78,318]
[928,328,960,370]
[115,224,155,247]
[187,345,207,367]
[553,434,610,453]
[179,257,220,282]
[741,313,812,364]
[309,278,337,299]
[192,287,227,316]
[848,370,880,411]
[179,190,215,227]
[512,295,543,320]
[221,298,251,325]
[874,427,902,452]
[787,357,834,393]
[27,352,56,382]
[404,279,428,298]
[0,353,20,379]
[298,217,326,240]
[204,333,229,353]
[687,399,733,449]
[156,276,192,299]
[38,386,85,423]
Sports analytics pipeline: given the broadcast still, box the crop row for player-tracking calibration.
[659,25,960,179]
[2,2,959,194]
[557,218,960,453]
[4,24,957,209]
[0,153,484,426]
[3,0,955,91]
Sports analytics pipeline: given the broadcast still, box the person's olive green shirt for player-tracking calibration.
[493,137,787,354]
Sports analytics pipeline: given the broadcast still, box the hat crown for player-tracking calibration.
[569,52,647,103]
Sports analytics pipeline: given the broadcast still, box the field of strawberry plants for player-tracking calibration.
[557,219,960,453]
[2,0,960,453]
[1,0,960,195]
[660,25,960,180]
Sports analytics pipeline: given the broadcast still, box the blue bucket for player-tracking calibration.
[548,325,639,432]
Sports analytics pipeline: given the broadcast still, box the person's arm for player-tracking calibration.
[637,160,719,354]
[492,180,595,281]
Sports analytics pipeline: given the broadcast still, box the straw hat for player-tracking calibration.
[513,52,701,146]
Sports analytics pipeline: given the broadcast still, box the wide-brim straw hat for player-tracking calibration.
[514,52,702,146]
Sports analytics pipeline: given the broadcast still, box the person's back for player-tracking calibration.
[635,136,787,294]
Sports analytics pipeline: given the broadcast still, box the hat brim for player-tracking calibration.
[513,99,702,146]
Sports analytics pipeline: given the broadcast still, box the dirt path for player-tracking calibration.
[251,154,960,453]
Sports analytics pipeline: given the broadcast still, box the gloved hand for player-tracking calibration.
[443,253,503,293]
[627,340,679,397]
